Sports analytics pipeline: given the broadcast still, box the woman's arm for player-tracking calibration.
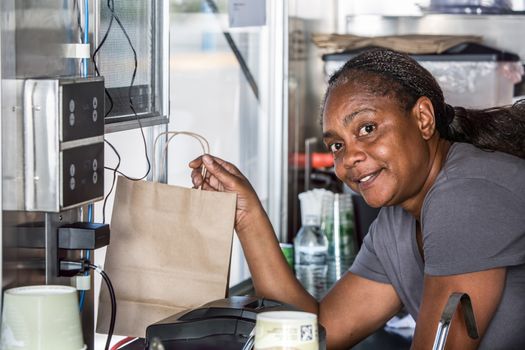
[411,268,506,350]
[320,272,403,349]
[190,154,403,348]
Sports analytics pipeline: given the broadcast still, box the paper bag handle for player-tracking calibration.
[152,131,210,188]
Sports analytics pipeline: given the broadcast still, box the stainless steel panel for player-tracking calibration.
[2,79,60,212]
[23,79,61,212]
[3,77,105,212]
[2,79,24,211]
[13,0,84,78]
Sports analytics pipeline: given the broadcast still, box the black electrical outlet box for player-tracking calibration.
[58,222,110,250]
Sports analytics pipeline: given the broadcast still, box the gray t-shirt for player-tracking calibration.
[349,142,525,349]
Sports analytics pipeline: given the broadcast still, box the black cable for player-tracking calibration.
[92,0,115,119]
[93,0,151,177]
[92,1,117,224]
[87,263,116,350]
[102,139,121,224]
[91,0,154,222]
[105,0,151,181]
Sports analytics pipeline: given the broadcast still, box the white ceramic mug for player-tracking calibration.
[0,285,86,350]
[254,311,319,350]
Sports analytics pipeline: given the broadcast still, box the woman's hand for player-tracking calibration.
[189,154,264,234]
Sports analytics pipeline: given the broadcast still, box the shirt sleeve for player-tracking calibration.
[349,220,391,284]
[422,178,525,276]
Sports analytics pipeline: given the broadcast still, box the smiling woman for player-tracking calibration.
[319,48,525,349]
[189,48,525,350]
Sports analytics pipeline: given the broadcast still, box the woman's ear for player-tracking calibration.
[413,96,436,140]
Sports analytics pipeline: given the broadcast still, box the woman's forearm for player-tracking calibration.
[236,206,319,314]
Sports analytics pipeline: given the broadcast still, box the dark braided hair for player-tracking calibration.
[322,48,525,159]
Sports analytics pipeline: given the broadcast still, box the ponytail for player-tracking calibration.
[447,101,525,159]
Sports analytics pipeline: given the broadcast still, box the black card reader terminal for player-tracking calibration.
[140,296,326,350]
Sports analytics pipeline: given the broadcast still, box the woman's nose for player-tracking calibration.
[342,142,366,168]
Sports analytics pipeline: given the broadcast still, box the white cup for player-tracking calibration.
[0,285,86,350]
[254,311,319,350]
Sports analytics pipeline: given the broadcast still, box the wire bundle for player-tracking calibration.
[91,0,152,224]
[88,263,117,350]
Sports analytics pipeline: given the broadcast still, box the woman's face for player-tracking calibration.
[322,82,432,208]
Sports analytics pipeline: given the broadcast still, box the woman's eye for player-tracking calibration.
[358,124,376,136]
[329,143,343,153]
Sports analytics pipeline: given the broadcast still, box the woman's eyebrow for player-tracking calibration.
[343,108,375,126]
[322,131,334,140]
[322,107,376,139]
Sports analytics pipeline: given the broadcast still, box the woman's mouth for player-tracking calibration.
[359,174,374,182]
[356,170,382,190]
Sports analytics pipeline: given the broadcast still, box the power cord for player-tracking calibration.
[59,260,117,350]
[88,263,117,350]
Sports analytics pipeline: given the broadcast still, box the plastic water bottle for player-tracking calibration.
[294,220,329,300]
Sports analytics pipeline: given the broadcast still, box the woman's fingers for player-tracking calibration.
[190,156,206,188]
[189,155,235,191]
[188,156,203,169]
[201,155,238,189]
[190,168,203,188]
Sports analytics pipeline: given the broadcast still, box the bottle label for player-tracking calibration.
[296,246,327,265]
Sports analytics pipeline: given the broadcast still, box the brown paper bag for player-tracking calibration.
[97,133,237,338]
